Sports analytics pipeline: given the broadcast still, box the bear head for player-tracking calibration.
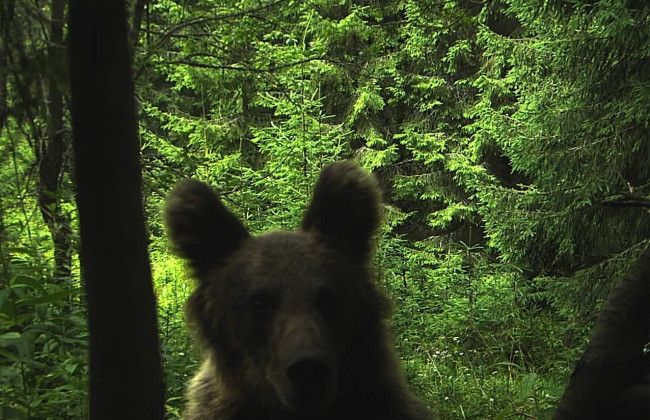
[164,161,389,414]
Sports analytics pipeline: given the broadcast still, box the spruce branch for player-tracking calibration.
[601,193,650,209]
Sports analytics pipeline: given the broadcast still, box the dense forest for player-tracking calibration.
[1,0,649,419]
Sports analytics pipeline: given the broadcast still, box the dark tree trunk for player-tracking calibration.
[130,0,148,48]
[39,0,72,282]
[0,1,8,133]
[69,1,164,419]
[554,248,650,419]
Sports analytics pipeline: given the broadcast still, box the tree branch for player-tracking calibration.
[163,56,325,74]
[601,193,650,210]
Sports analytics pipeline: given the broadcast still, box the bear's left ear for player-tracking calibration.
[301,161,381,256]
[165,180,250,275]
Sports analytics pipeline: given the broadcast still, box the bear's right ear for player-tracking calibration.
[164,180,249,275]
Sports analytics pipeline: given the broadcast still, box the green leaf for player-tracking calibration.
[18,288,83,306]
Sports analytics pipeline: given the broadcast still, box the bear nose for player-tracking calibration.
[285,353,332,389]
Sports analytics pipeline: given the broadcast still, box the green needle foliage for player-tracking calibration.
[1,0,649,418]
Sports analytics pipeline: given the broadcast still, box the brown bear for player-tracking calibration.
[165,161,433,420]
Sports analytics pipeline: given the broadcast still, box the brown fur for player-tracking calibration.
[165,161,433,420]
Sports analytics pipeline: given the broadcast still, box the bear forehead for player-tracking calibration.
[218,231,336,285]
[245,230,325,257]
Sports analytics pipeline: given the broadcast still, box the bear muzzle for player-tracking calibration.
[283,350,337,413]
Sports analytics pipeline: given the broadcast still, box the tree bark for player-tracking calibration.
[0,0,9,133]
[130,0,148,48]
[69,1,164,419]
[39,0,72,282]
[554,248,650,419]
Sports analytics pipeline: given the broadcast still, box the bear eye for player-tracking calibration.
[249,289,275,316]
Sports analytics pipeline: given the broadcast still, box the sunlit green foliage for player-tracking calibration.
[0,123,88,419]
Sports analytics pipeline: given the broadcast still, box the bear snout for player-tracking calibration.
[282,350,336,413]
[286,351,332,388]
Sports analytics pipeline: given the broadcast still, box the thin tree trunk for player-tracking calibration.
[130,0,148,48]
[39,0,72,282]
[69,1,164,419]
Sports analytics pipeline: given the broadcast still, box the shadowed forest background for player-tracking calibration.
[1,0,650,419]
